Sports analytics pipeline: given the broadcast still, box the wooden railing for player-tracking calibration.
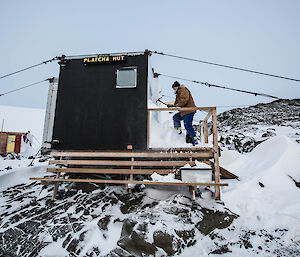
[147,106,221,199]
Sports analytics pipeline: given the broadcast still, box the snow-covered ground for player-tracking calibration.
[0,104,300,256]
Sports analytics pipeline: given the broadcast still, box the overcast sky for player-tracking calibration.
[0,0,299,118]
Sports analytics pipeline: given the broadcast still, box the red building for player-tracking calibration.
[0,132,29,155]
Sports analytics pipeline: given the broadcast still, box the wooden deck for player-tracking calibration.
[30,106,237,200]
[30,147,233,201]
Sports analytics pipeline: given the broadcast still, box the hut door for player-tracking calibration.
[6,135,16,153]
[14,135,22,153]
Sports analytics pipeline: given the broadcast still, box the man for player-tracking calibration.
[167,81,198,146]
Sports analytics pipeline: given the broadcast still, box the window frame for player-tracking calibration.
[116,66,138,89]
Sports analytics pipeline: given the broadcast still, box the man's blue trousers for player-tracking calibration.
[173,112,196,139]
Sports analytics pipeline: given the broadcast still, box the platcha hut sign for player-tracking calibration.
[83,55,126,64]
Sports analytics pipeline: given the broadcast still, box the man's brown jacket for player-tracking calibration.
[174,85,196,116]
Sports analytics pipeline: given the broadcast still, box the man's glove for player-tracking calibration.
[167,103,175,108]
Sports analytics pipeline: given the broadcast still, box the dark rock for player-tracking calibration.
[73,182,99,192]
[259,182,265,188]
[114,192,144,214]
[209,245,231,255]
[153,231,181,256]
[98,215,111,230]
[175,229,195,244]
[66,238,79,253]
[196,208,238,235]
[118,231,157,256]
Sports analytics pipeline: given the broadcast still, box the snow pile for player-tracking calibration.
[150,172,181,183]
[221,135,300,242]
[148,100,210,148]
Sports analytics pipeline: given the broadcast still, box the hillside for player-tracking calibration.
[216,99,300,153]
[0,103,299,256]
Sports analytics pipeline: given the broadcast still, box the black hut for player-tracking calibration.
[50,50,159,151]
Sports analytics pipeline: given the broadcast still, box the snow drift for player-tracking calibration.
[221,135,300,242]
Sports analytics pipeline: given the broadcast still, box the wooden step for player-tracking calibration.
[49,160,195,166]
[50,151,213,159]
[47,168,176,175]
[30,177,228,187]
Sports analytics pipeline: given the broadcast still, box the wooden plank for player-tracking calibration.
[206,161,238,179]
[49,160,196,166]
[29,177,228,187]
[148,107,216,111]
[212,109,221,200]
[47,168,176,175]
[50,151,213,158]
[147,147,213,152]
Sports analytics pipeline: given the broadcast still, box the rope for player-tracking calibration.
[0,79,49,97]
[0,57,59,80]
[153,51,300,83]
[155,73,282,100]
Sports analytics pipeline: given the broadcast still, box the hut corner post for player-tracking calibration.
[212,108,221,200]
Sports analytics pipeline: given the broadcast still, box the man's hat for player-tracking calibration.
[172,81,180,88]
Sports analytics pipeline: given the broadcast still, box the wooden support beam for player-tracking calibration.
[200,161,238,179]
[29,177,228,187]
[204,111,213,122]
[52,156,62,200]
[212,109,221,200]
[202,110,212,144]
[128,157,134,193]
[189,186,195,201]
[203,121,208,144]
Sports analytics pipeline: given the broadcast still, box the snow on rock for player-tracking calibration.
[217,99,300,153]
